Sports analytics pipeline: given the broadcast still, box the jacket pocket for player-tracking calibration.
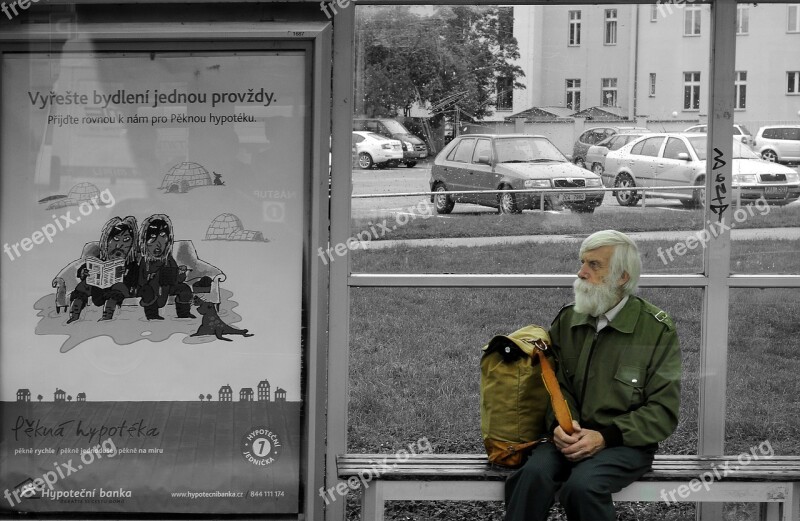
[613,364,646,408]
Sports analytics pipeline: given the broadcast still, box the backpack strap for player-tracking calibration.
[531,339,575,435]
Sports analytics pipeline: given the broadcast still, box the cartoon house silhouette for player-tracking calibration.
[16,389,31,402]
[275,387,287,402]
[205,213,266,242]
[219,384,233,402]
[160,162,212,193]
[239,388,254,402]
[257,380,271,402]
[76,393,86,402]
[54,389,66,402]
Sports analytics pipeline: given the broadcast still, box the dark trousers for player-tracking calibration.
[504,441,654,521]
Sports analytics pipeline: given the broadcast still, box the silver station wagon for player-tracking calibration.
[429,134,605,214]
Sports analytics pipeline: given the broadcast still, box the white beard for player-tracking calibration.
[573,278,621,317]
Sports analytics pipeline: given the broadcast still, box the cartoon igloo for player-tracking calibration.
[205,213,267,242]
[160,162,212,193]
[46,182,101,210]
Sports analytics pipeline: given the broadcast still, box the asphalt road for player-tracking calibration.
[351,161,800,219]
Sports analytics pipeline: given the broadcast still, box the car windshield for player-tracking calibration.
[381,120,409,134]
[687,137,760,160]
[495,137,566,163]
[366,132,389,141]
[738,125,752,136]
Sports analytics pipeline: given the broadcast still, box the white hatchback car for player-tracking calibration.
[683,124,753,146]
[352,131,404,169]
[754,125,800,164]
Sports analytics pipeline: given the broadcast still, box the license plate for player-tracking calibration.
[560,193,586,202]
[765,186,787,194]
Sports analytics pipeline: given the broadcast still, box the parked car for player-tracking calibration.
[683,124,754,146]
[602,133,800,207]
[571,126,650,168]
[352,131,403,169]
[353,117,428,167]
[753,125,800,164]
[429,134,605,214]
[585,132,650,177]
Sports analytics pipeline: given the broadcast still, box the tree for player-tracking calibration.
[199,394,204,401]
[356,6,525,120]
[67,395,72,402]
[206,394,212,401]
[37,394,42,402]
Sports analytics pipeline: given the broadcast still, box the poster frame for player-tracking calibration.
[0,21,332,520]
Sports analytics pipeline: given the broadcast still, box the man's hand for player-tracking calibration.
[553,421,606,462]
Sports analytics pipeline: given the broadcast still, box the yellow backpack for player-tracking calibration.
[480,325,574,468]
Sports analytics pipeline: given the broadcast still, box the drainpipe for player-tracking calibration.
[628,5,640,120]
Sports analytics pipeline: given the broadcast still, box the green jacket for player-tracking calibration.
[547,295,681,448]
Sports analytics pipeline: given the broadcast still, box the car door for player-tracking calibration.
[655,137,695,194]
[781,127,800,159]
[440,137,477,201]
[626,136,665,187]
[467,138,496,205]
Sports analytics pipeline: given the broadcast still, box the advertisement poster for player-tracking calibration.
[0,51,306,513]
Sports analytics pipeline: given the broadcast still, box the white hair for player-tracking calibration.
[579,230,641,295]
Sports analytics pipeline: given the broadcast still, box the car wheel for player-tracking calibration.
[358,152,374,169]
[433,184,454,214]
[761,150,778,163]
[592,163,604,176]
[569,205,596,214]
[692,176,706,207]
[614,173,639,206]
[406,161,417,168]
[498,186,522,214]
[573,156,586,169]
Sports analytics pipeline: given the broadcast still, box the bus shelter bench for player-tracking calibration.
[337,453,800,521]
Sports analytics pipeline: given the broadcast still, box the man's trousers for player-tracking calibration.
[504,441,655,521]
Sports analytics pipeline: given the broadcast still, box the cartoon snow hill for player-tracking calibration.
[47,214,238,346]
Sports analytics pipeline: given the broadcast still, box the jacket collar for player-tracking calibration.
[570,295,640,334]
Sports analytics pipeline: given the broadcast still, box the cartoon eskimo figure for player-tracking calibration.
[90,216,140,321]
[137,214,194,320]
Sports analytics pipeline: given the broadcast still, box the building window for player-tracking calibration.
[737,5,749,34]
[566,79,581,111]
[601,78,618,107]
[789,5,800,32]
[789,72,800,94]
[496,77,513,111]
[684,6,701,36]
[568,10,581,46]
[735,71,747,109]
[650,4,659,22]
[605,9,618,45]
[498,6,514,46]
[649,73,657,97]
[684,72,701,110]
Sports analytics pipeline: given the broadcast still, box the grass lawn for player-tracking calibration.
[350,202,800,242]
[345,241,800,521]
